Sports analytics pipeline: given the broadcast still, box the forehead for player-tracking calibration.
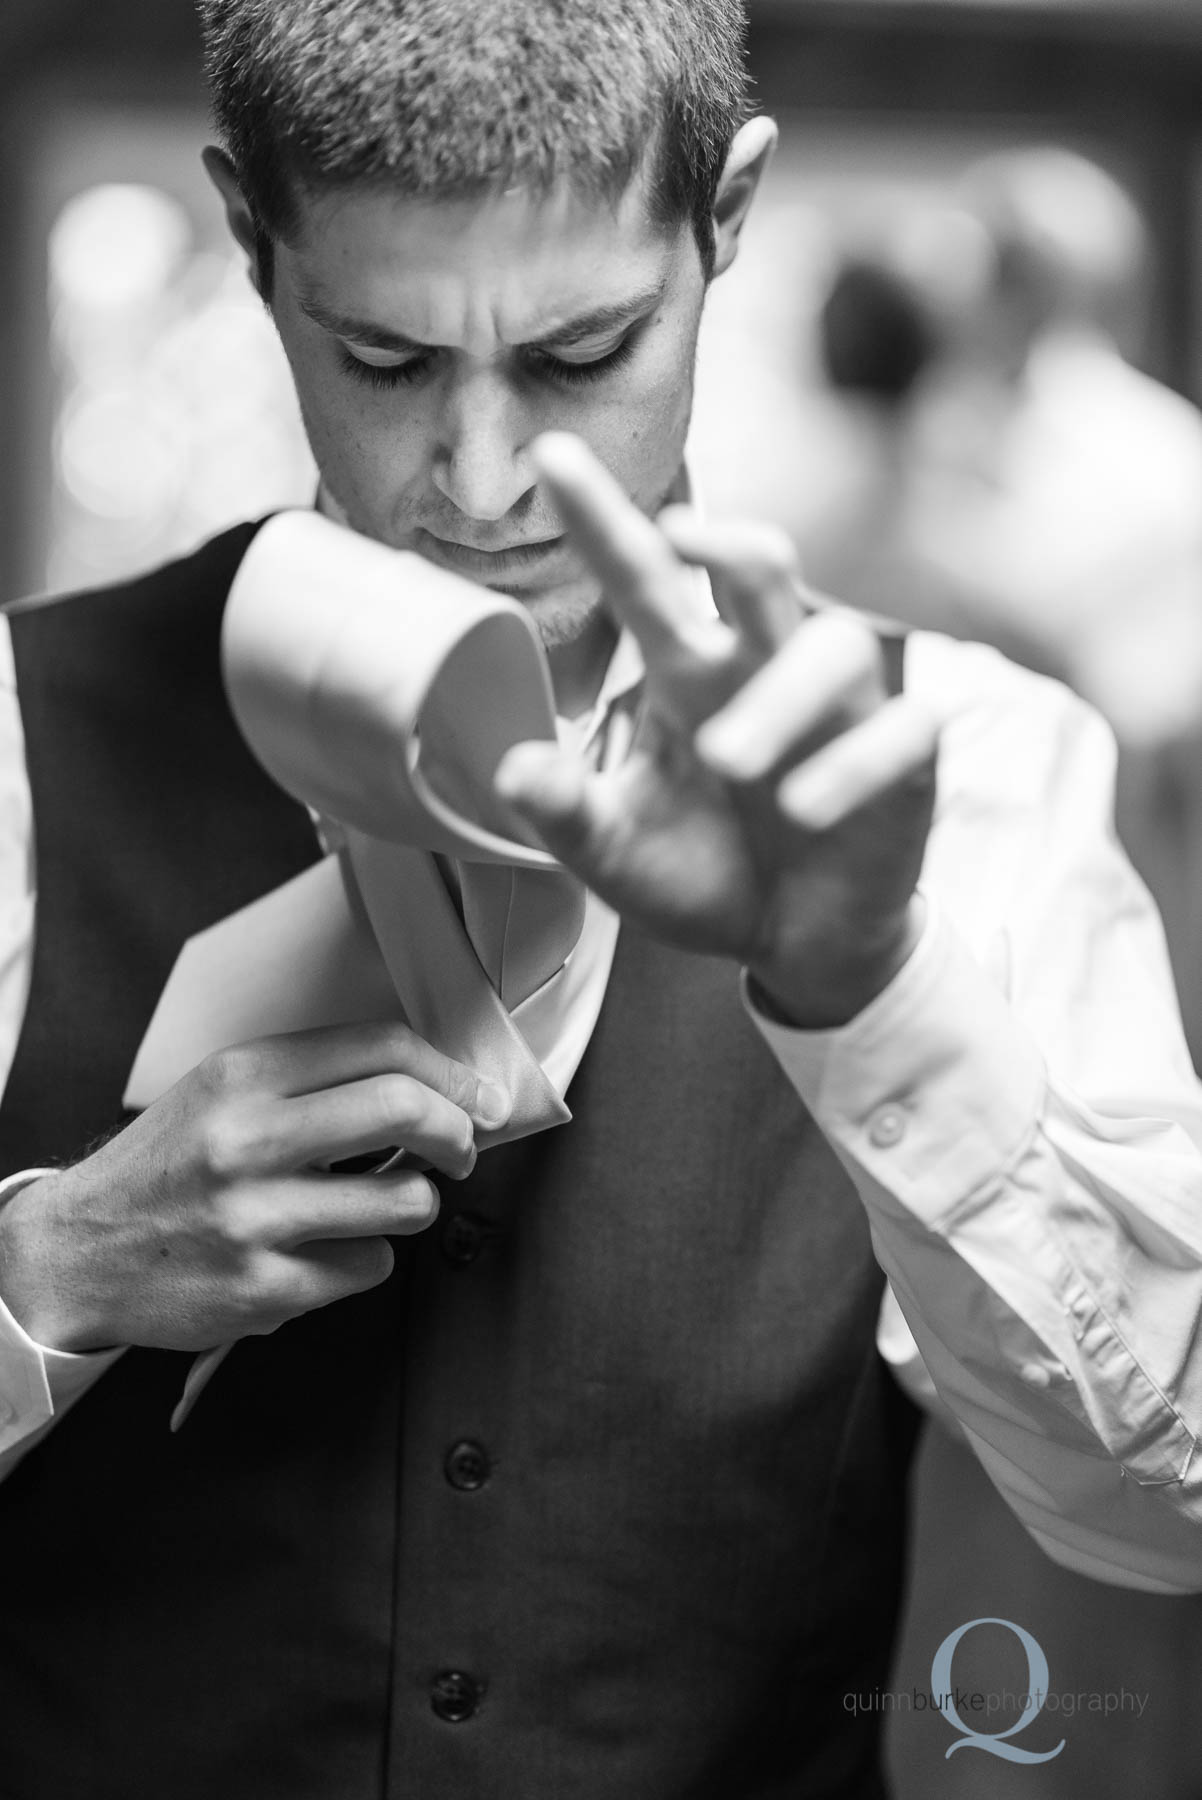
[280,176,687,350]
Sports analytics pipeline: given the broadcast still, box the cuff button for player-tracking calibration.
[868,1103,907,1149]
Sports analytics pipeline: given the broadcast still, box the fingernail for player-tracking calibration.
[475,1080,512,1130]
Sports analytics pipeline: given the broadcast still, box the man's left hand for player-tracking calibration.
[495,434,942,1029]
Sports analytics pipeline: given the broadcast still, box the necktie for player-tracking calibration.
[124,510,589,1422]
[128,509,587,1138]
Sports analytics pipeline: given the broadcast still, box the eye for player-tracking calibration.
[339,346,433,390]
[526,332,639,389]
[337,329,641,394]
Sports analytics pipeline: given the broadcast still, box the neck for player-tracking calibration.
[546,607,620,720]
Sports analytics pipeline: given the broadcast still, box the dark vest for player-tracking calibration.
[0,528,919,1799]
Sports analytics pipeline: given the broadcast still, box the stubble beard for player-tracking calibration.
[315,458,684,655]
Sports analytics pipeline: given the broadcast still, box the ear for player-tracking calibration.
[710,116,778,280]
[202,145,269,297]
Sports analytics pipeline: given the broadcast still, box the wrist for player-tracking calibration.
[0,1170,119,1354]
[749,895,926,1030]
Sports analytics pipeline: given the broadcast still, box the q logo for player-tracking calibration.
[931,1617,1066,1764]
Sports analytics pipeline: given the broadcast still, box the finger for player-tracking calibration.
[532,433,704,660]
[273,1073,478,1179]
[494,740,612,878]
[267,1169,442,1250]
[777,694,942,830]
[658,509,806,656]
[252,1236,402,1324]
[202,1022,511,1132]
[695,610,885,783]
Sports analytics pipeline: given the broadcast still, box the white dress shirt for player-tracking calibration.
[1,610,1202,1595]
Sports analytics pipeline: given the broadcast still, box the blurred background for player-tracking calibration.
[3,0,1202,1793]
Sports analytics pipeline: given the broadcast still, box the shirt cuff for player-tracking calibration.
[0,1170,123,1454]
[742,892,1047,1227]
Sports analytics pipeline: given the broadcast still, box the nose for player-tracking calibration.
[431,365,536,522]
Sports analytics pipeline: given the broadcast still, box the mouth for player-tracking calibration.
[414,528,567,586]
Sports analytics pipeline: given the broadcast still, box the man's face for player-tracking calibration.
[266,173,706,653]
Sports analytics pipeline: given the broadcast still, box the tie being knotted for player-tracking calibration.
[123,511,590,1423]
[127,509,588,1141]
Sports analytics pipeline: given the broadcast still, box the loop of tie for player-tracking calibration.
[127,510,585,1136]
[132,510,592,1426]
[219,510,587,1136]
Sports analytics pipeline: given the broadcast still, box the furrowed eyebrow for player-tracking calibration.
[296,280,666,354]
[525,283,666,348]
[297,295,425,352]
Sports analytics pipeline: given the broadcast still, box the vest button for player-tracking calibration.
[445,1439,491,1491]
[441,1212,485,1266]
[430,1669,483,1722]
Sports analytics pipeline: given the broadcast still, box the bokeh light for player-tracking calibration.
[49,184,191,313]
[46,179,315,592]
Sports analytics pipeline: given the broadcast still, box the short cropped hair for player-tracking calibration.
[197,0,750,281]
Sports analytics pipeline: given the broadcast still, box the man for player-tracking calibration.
[0,3,1199,1796]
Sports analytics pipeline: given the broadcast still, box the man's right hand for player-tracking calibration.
[0,1022,510,1354]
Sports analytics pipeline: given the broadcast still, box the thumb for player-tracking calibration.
[494,739,599,868]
